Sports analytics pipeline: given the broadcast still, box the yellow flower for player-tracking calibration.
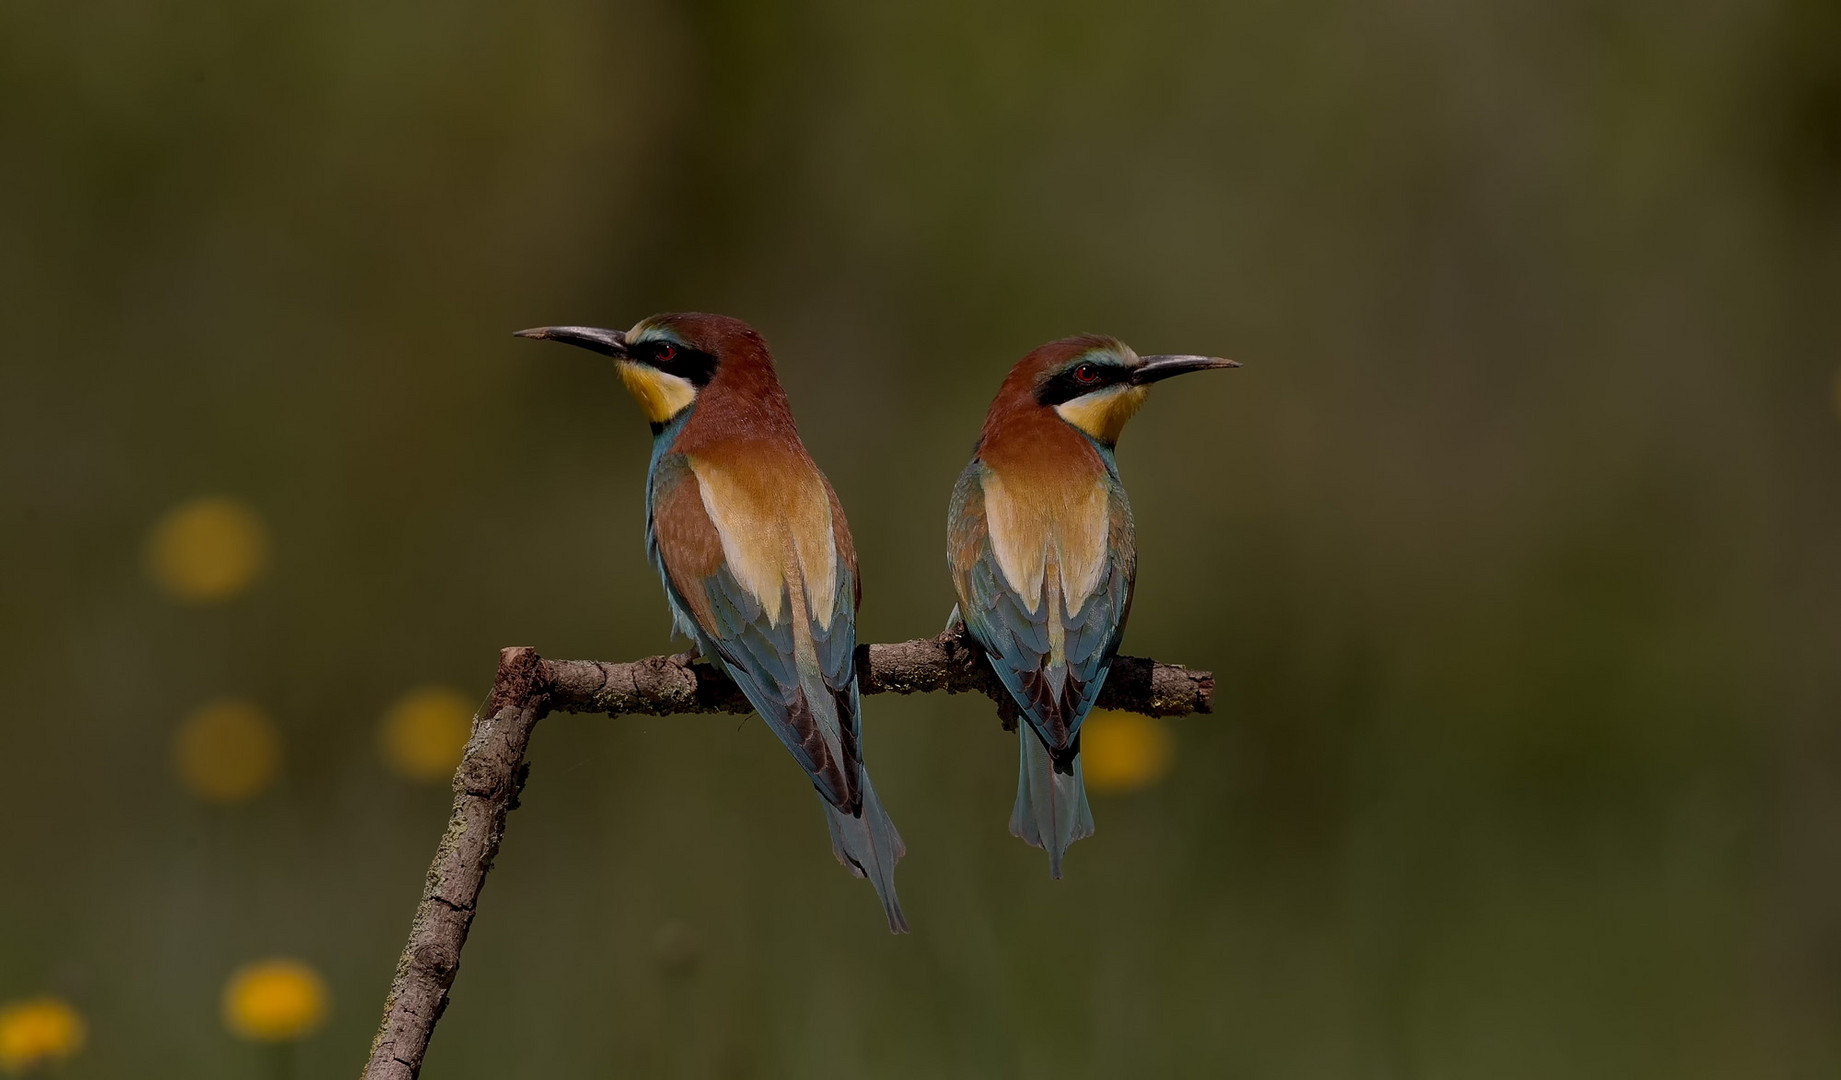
[0,996,86,1074]
[1080,710,1175,794]
[145,496,271,603]
[222,959,329,1043]
[173,699,281,804]
[378,686,475,783]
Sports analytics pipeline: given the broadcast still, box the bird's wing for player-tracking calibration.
[948,462,1135,758]
[649,451,859,809]
[818,476,861,726]
[1063,482,1135,729]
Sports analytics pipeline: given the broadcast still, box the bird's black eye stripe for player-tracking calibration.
[640,341,720,386]
[1038,359,1127,405]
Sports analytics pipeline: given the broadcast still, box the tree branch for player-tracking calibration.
[360,627,1213,1079]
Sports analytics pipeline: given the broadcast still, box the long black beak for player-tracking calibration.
[1132,354,1241,385]
[513,325,629,358]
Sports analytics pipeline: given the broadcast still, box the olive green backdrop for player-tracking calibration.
[4,0,1840,1075]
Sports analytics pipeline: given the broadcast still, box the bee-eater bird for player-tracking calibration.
[947,336,1237,877]
[517,313,908,933]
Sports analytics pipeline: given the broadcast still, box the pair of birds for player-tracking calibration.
[518,313,1236,934]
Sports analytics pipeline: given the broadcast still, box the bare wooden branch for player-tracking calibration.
[361,627,1213,1079]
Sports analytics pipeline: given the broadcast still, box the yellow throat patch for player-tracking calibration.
[616,361,698,424]
[1055,384,1149,445]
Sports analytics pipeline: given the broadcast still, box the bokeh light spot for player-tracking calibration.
[174,699,281,804]
[222,959,329,1043]
[145,496,271,603]
[0,996,86,1074]
[379,686,474,783]
[1081,710,1175,795]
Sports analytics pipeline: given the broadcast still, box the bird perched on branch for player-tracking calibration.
[947,336,1238,876]
[517,313,908,932]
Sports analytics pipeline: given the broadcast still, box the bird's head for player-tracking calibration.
[515,312,772,429]
[1010,335,1240,446]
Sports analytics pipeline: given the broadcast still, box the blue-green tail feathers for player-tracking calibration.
[1010,726,1094,879]
[824,771,909,933]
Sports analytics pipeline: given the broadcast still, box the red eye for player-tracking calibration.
[1073,364,1100,384]
[655,343,677,363]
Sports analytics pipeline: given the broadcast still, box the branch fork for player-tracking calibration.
[360,627,1213,1079]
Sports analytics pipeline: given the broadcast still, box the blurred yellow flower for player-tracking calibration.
[222,959,328,1043]
[174,699,281,804]
[1080,710,1175,795]
[145,496,271,603]
[0,996,86,1074]
[379,686,474,782]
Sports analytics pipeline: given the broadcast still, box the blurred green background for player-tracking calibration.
[5,0,1841,1075]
